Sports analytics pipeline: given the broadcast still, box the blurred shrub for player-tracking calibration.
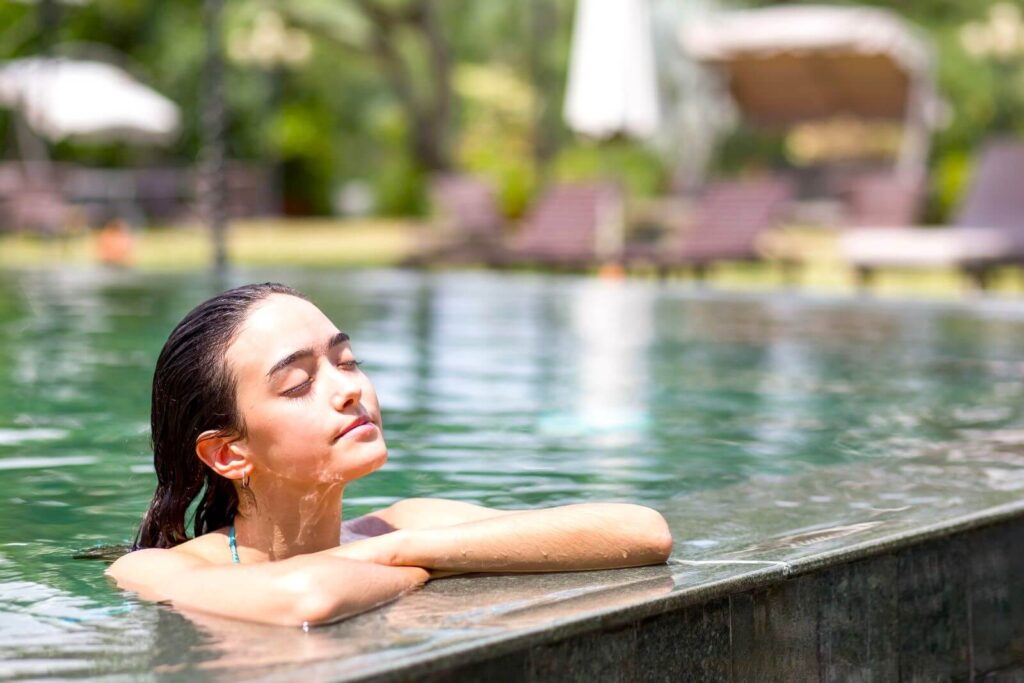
[268,99,331,214]
[453,64,537,217]
[368,105,426,216]
[931,147,971,222]
[552,140,668,198]
[372,156,426,217]
[709,125,788,178]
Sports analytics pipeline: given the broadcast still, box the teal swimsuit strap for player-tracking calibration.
[228,525,240,564]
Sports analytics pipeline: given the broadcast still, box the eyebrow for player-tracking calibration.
[265,331,350,381]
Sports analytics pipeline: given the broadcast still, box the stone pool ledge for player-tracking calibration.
[226,452,1024,683]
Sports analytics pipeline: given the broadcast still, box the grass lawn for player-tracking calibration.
[0,218,421,271]
[3,218,1024,300]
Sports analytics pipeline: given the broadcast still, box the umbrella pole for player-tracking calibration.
[200,0,228,273]
[896,55,934,182]
[37,0,60,55]
[12,113,50,183]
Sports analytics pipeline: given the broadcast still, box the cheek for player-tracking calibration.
[258,425,331,480]
[244,402,326,456]
[361,380,383,420]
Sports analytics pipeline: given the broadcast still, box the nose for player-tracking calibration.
[327,365,362,412]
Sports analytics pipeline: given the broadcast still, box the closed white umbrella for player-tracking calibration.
[564,0,661,139]
[0,58,180,145]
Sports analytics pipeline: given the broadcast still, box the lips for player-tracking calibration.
[334,415,373,441]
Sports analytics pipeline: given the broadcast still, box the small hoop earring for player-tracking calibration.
[241,473,251,489]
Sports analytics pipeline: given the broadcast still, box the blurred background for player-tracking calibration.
[3,0,1024,294]
[7,4,1024,676]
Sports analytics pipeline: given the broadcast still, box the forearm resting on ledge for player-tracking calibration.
[335,503,673,574]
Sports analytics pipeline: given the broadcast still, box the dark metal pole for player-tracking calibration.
[201,0,228,272]
[37,0,60,54]
[528,0,559,172]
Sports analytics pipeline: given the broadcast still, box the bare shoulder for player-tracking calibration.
[372,497,515,530]
[173,530,238,563]
[106,531,230,595]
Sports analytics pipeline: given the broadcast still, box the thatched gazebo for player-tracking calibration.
[681,4,943,179]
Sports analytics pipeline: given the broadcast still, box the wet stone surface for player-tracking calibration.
[818,555,899,681]
[896,537,971,681]
[967,523,1024,674]
[634,599,730,681]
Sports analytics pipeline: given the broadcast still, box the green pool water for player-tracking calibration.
[1,267,1023,678]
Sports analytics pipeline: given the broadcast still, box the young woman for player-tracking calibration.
[107,283,673,627]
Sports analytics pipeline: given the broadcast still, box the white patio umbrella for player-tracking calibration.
[0,57,180,145]
[563,0,661,139]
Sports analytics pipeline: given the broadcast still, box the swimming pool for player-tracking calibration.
[1,268,1023,679]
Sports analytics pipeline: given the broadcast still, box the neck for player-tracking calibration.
[233,480,344,561]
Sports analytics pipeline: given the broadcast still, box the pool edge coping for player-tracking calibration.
[325,497,1024,682]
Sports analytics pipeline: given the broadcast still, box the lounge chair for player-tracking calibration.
[408,174,505,266]
[0,163,70,234]
[843,171,924,228]
[135,167,194,223]
[840,140,1024,289]
[6,186,68,234]
[506,182,624,269]
[627,178,793,278]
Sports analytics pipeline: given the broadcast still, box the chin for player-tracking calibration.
[341,446,388,481]
[368,447,388,473]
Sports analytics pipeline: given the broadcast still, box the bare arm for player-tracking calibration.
[107,548,428,627]
[334,502,673,573]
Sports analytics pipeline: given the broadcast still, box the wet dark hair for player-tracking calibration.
[133,282,308,550]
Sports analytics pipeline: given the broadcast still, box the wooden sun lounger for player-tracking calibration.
[405,174,505,266]
[841,140,1024,289]
[843,171,924,228]
[505,182,624,269]
[626,178,793,278]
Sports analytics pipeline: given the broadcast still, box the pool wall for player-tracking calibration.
[360,506,1024,682]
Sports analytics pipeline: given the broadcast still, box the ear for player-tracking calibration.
[195,430,251,482]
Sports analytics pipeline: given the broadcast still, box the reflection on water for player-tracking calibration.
[1,268,1024,678]
[539,281,654,449]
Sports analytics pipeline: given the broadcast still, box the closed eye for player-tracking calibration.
[283,360,361,398]
[282,378,312,397]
